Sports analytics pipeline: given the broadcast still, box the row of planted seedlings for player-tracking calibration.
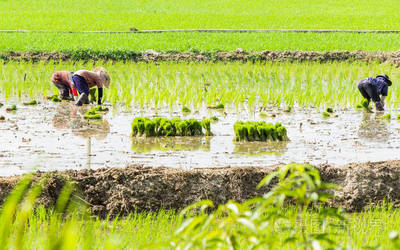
[2,60,400,111]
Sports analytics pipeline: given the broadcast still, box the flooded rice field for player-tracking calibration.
[0,101,400,176]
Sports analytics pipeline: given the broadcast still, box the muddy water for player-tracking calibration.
[0,101,400,176]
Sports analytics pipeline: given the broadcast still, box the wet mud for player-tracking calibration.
[1,160,400,216]
[3,50,400,64]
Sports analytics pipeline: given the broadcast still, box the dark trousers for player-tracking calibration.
[53,81,70,99]
[358,79,381,103]
[72,75,89,95]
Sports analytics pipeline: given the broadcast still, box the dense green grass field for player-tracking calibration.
[0,0,398,31]
[1,60,399,109]
[1,32,400,52]
[1,0,398,53]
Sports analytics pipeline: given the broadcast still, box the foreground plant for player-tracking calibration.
[169,163,344,249]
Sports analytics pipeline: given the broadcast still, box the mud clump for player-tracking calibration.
[1,161,400,216]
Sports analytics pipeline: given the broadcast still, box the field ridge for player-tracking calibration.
[0,160,399,216]
[3,29,400,34]
[2,50,400,64]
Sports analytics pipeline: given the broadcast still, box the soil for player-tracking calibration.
[0,160,400,216]
[2,50,400,64]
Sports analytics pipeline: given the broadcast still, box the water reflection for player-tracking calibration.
[233,141,289,156]
[52,102,110,140]
[131,136,211,153]
[358,112,390,142]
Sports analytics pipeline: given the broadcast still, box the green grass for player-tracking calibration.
[1,60,399,110]
[0,0,398,31]
[2,204,398,249]
[1,32,400,52]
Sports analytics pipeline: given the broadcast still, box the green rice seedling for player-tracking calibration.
[83,114,102,120]
[51,96,62,103]
[182,106,191,113]
[259,112,268,118]
[210,116,219,122]
[132,117,208,137]
[326,107,334,113]
[284,106,292,112]
[234,121,288,142]
[5,104,17,112]
[397,114,400,120]
[0,103,3,108]
[201,119,213,136]
[22,100,37,105]
[0,115,4,120]
[208,103,224,109]
[94,106,109,112]
[88,88,97,103]
[322,111,331,118]
[378,113,391,119]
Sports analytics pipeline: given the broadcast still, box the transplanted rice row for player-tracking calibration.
[1,60,400,110]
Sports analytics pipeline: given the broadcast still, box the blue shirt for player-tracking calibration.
[367,76,389,96]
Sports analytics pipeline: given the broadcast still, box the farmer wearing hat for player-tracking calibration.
[51,71,78,100]
[72,67,110,106]
[358,74,392,111]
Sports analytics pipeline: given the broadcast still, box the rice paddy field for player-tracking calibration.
[2,0,400,248]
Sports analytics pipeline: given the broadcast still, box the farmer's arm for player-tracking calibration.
[97,87,103,105]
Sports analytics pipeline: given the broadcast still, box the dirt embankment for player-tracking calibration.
[0,160,400,216]
[2,50,400,64]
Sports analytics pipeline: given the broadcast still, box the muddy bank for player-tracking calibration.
[2,50,400,64]
[1,160,400,216]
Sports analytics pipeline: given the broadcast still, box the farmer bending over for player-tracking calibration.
[358,74,392,111]
[51,71,78,100]
[72,67,110,106]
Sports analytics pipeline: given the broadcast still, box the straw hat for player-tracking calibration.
[94,67,110,89]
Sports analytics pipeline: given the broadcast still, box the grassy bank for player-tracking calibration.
[1,32,400,52]
[3,204,399,249]
[0,0,397,31]
[1,60,399,109]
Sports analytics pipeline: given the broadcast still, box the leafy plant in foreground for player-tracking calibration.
[169,163,345,249]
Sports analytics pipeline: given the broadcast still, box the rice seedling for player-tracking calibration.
[0,103,3,107]
[1,60,399,110]
[181,106,191,113]
[397,114,400,120]
[378,113,391,119]
[5,104,17,112]
[0,115,4,120]
[22,100,37,105]
[326,107,334,113]
[210,116,219,122]
[322,111,331,118]
[207,103,224,109]
[131,117,212,137]
[233,121,289,142]
[83,114,102,120]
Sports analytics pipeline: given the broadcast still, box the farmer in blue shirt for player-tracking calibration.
[358,74,392,111]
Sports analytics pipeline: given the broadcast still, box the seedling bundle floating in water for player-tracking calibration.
[234,121,289,142]
[131,117,213,137]
[23,100,37,105]
[84,106,109,120]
